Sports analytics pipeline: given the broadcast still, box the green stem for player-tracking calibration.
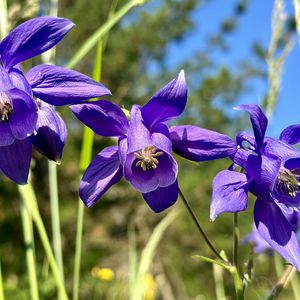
[178,187,224,262]
[229,266,244,300]
[291,270,300,300]
[0,0,7,39]
[49,162,65,288]
[18,184,68,300]
[66,0,149,69]
[233,213,239,268]
[265,265,295,300]
[0,260,4,300]
[72,41,101,300]
[72,200,85,300]
[20,202,39,300]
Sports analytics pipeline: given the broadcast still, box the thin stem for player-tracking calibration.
[49,162,64,287]
[265,265,296,300]
[66,0,149,69]
[0,260,4,300]
[291,270,300,300]
[72,200,85,300]
[233,213,239,268]
[229,266,244,300]
[20,202,39,300]
[18,184,68,300]
[178,187,224,261]
[0,0,7,39]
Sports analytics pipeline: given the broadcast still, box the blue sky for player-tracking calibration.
[164,0,300,136]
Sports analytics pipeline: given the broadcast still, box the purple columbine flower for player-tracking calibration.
[0,16,111,184]
[245,212,300,254]
[71,71,236,212]
[208,104,300,270]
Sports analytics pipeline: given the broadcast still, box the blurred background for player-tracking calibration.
[2,0,300,299]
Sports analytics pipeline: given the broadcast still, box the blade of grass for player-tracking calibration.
[0,260,4,300]
[72,41,102,300]
[132,208,179,300]
[66,0,149,69]
[20,202,39,300]
[18,183,68,300]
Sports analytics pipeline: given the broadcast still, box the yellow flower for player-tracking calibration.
[91,267,115,281]
[143,274,156,300]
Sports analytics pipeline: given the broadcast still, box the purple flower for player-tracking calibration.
[208,104,300,270]
[71,71,236,212]
[0,16,111,184]
[245,212,300,254]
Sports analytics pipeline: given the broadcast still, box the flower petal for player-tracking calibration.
[79,146,123,207]
[279,124,300,145]
[0,121,14,146]
[0,17,74,69]
[142,180,178,213]
[9,66,32,95]
[141,70,187,128]
[26,64,111,105]
[234,104,267,151]
[8,89,38,140]
[0,138,32,184]
[30,102,67,162]
[254,199,300,271]
[71,100,128,137]
[127,105,152,153]
[170,125,237,161]
[210,170,249,221]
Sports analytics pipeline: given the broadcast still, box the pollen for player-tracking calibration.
[134,145,163,171]
[0,92,13,122]
[276,169,300,197]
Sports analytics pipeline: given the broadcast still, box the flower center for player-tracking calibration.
[0,92,13,122]
[276,169,300,197]
[134,146,163,171]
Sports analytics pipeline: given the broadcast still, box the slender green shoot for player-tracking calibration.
[20,201,39,300]
[132,209,179,300]
[0,0,7,39]
[0,260,5,300]
[66,0,150,69]
[18,184,68,300]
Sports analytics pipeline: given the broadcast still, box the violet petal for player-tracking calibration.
[142,180,178,213]
[170,125,237,161]
[254,199,300,271]
[279,124,300,145]
[234,104,267,151]
[8,89,38,140]
[0,17,74,69]
[0,138,32,184]
[30,102,67,162]
[71,100,128,137]
[141,71,187,128]
[79,146,123,207]
[210,170,249,221]
[26,64,111,105]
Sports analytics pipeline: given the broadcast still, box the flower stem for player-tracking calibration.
[49,162,65,290]
[20,201,39,300]
[18,184,68,300]
[233,213,239,268]
[178,186,224,261]
[265,265,296,299]
[229,265,244,300]
[66,0,150,69]
[0,260,4,300]
[72,200,85,300]
[72,40,101,300]
[0,0,7,39]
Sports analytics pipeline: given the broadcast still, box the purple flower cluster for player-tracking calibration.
[71,71,236,212]
[209,105,300,270]
[0,17,110,184]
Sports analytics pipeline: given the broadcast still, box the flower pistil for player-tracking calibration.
[0,92,13,122]
[276,169,300,197]
[134,145,163,171]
